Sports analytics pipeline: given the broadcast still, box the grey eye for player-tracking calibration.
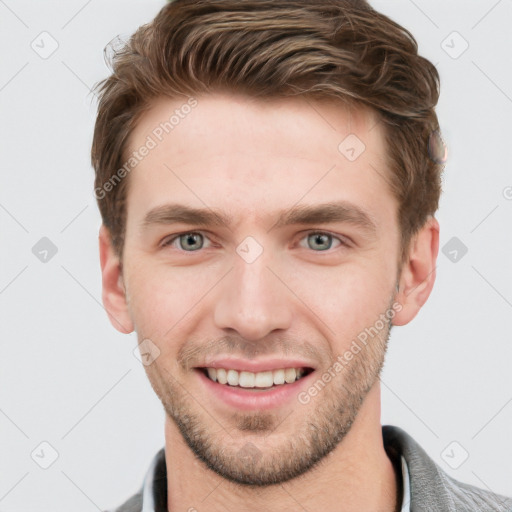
[306,233,333,251]
[178,233,204,251]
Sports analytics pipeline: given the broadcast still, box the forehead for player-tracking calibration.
[129,93,383,164]
[124,93,395,230]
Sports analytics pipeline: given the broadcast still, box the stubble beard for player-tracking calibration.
[145,311,392,487]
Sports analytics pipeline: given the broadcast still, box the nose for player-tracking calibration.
[213,249,293,341]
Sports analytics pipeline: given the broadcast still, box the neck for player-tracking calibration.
[164,384,400,512]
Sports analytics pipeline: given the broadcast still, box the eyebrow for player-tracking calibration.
[142,201,378,236]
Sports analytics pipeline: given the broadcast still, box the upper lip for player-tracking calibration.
[195,357,316,373]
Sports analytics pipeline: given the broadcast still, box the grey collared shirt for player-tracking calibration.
[138,449,412,511]
[400,455,411,511]
[107,426,512,511]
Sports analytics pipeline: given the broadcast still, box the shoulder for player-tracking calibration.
[104,448,167,512]
[103,489,142,512]
[383,425,512,511]
[103,447,166,512]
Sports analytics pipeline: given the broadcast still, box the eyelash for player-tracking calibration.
[160,230,349,252]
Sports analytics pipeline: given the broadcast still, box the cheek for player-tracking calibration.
[283,258,395,343]
[125,260,220,336]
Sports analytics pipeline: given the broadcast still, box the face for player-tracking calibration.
[116,93,404,485]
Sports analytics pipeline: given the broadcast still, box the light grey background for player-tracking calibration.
[1,1,511,510]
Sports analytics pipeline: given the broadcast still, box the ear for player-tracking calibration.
[99,225,134,334]
[392,216,440,326]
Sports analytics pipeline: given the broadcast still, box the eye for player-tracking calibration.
[299,231,346,251]
[161,232,211,252]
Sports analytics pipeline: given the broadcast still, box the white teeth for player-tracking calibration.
[227,369,239,386]
[273,369,285,385]
[239,371,255,388]
[217,368,227,384]
[284,368,296,383]
[204,367,308,388]
[254,371,273,388]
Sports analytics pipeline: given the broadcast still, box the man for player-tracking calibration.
[91,1,511,510]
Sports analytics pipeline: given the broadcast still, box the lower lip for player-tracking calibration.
[195,369,315,411]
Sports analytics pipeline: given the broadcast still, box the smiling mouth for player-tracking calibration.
[198,367,314,390]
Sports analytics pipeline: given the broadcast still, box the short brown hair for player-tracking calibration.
[91,0,443,264]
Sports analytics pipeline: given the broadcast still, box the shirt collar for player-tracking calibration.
[141,448,167,512]
[400,455,412,511]
[141,449,412,511]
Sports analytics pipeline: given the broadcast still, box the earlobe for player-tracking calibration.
[99,225,134,334]
[392,217,440,326]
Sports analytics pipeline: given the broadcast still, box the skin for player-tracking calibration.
[99,93,439,512]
